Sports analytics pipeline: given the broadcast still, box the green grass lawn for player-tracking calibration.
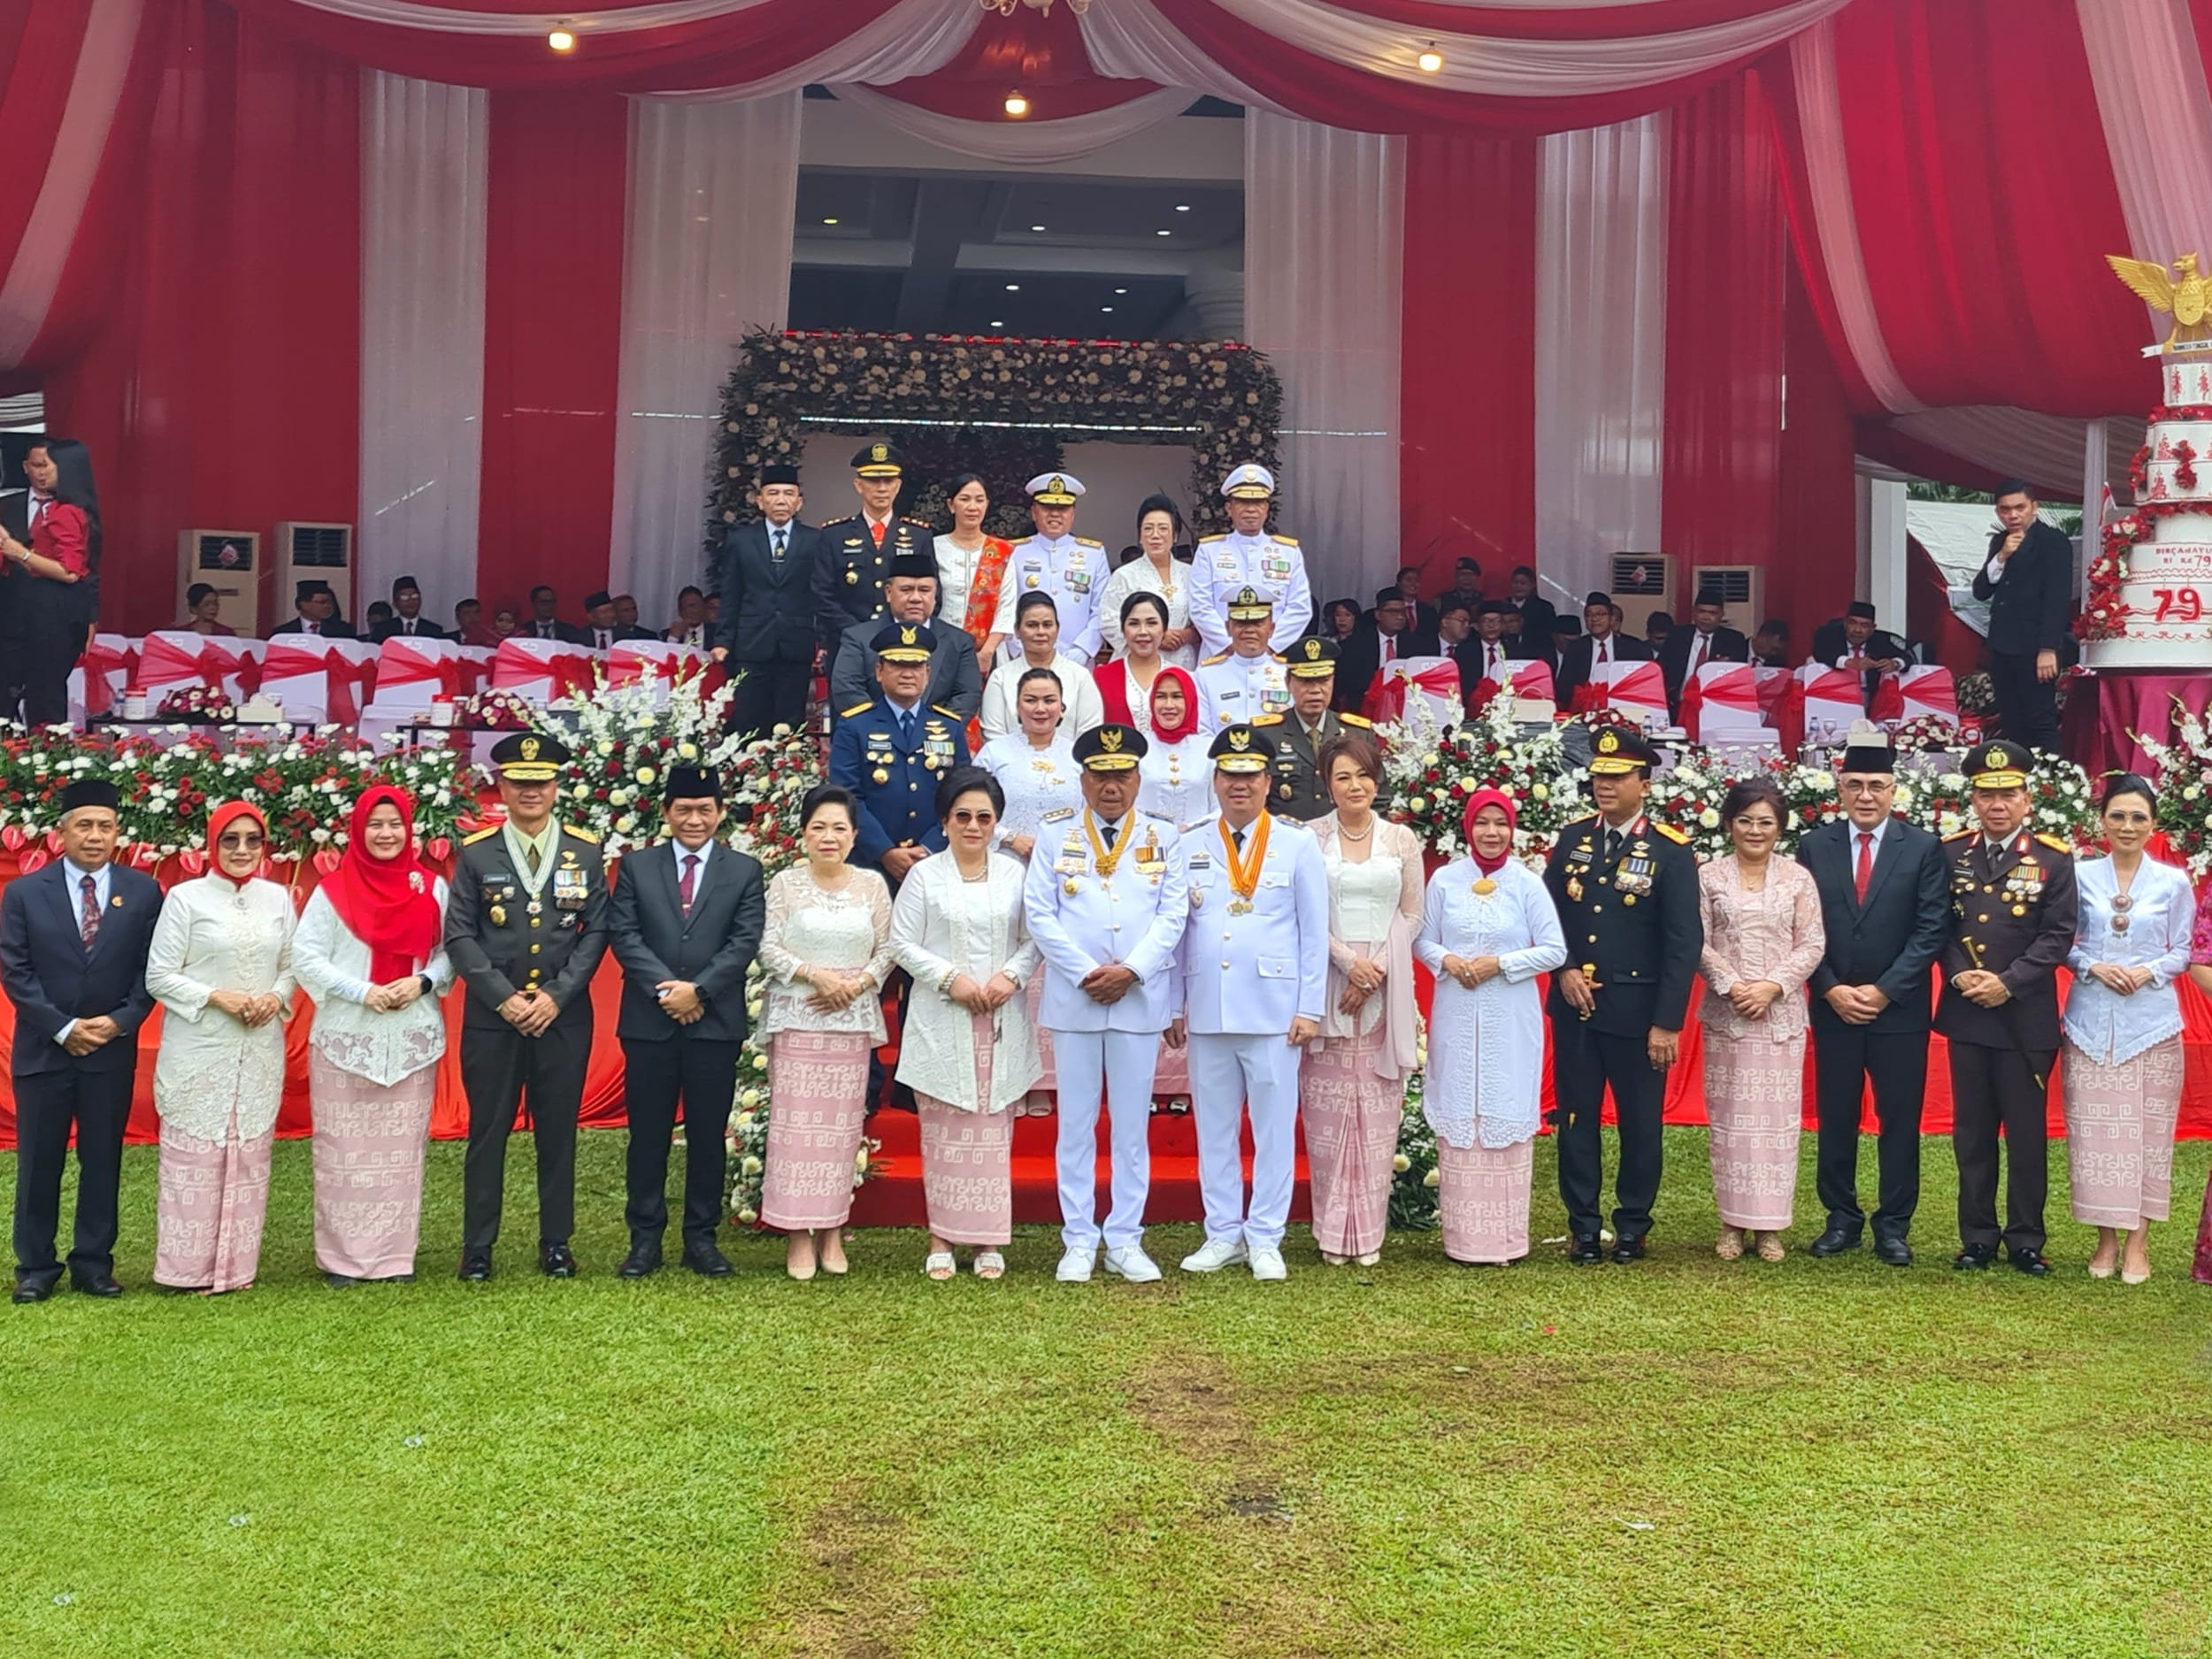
[3,1127,2208,1659]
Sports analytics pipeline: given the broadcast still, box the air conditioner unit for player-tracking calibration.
[1688,564,1765,636]
[1608,552,1674,637]
[178,529,262,639]
[276,521,355,631]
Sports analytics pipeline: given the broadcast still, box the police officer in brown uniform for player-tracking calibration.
[1936,741,2078,1276]
[1253,635,1371,822]
[813,440,933,648]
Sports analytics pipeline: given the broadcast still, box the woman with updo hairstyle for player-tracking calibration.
[2066,772,2194,1283]
[1696,774,1825,1262]
[1094,590,1173,729]
[1096,491,1197,667]
[935,472,1016,657]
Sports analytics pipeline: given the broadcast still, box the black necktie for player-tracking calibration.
[1233,826,1248,854]
[899,710,916,749]
[772,527,787,560]
[1605,827,1623,863]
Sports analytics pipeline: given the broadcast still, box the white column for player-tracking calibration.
[2080,415,2108,603]
[1856,473,1909,628]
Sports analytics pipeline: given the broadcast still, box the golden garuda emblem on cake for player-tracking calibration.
[2107,251,2212,354]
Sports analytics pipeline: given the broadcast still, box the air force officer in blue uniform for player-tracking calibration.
[1024,724,1189,1284]
[1175,722,1329,1281]
[828,620,969,887]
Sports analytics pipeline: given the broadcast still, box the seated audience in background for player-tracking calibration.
[526,584,580,642]
[611,595,656,641]
[182,583,236,637]
[1335,587,1413,714]
[1464,600,1535,690]
[273,580,356,639]
[1506,565,1556,641]
[580,592,623,651]
[1544,614,1581,672]
[1656,588,1750,716]
[666,586,709,649]
[1641,610,1673,656]
[455,598,499,648]
[1445,557,1484,614]
[1321,598,1360,641]
[489,605,519,641]
[1554,590,1652,705]
[1811,602,1913,710]
[1117,542,1142,569]
[1393,565,1440,641]
[1753,618,1793,667]
[1432,596,1474,687]
[365,602,395,634]
[372,576,448,641]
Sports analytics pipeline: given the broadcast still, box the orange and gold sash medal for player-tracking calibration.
[1219,813,1271,915]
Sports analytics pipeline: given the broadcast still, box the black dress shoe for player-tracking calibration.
[618,1243,663,1279]
[1872,1237,1914,1268]
[1952,1244,1996,1271]
[325,1271,358,1289]
[1610,1236,1647,1263]
[1568,1234,1606,1265]
[72,1272,123,1298]
[540,1241,579,1279]
[12,1279,52,1304]
[2008,1248,2052,1278]
[683,1242,733,1279]
[1808,1225,1863,1257]
[457,1250,492,1282]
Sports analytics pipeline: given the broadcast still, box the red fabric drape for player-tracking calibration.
[1399,131,1537,583]
[0,2,94,275]
[474,88,629,618]
[1901,533,1988,677]
[875,3,1162,120]
[1660,73,1783,575]
[40,0,360,637]
[1770,256,1858,636]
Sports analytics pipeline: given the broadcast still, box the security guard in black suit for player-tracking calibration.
[813,440,934,649]
[445,732,611,1280]
[826,620,969,887]
[1542,726,1702,1263]
[1253,635,1372,822]
[1935,741,2078,1276]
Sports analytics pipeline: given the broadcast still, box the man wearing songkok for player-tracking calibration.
[988,472,1108,664]
[3,779,162,1302]
[829,550,980,729]
[446,732,611,1281]
[1176,723,1329,1281]
[1024,724,1190,1284]
[1795,726,1951,1266]
[1543,726,1702,1264]
[1187,463,1313,657]
[607,764,766,1281]
[1936,741,2078,1276]
[1809,601,1913,712]
[1194,586,1292,733]
[1253,635,1370,823]
[716,461,832,738]
[816,440,933,643]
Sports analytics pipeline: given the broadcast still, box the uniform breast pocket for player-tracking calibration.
[1256,958,1293,980]
[1260,872,1286,888]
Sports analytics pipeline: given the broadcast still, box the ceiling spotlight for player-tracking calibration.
[548,26,576,52]
[990,319,1003,327]
[1030,224,1047,233]
[1101,306,1114,313]
[1004,90,1029,118]
[1005,283,1020,292]
[1175,204,1192,213]
[1156,228,1171,237]
[1417,43,1444,73]
[821,217,839,226]
[1114,287,1128,295]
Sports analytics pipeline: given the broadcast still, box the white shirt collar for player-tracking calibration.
[672,839,713,872]
[64,857,113,910]
[1850,816,1891,853]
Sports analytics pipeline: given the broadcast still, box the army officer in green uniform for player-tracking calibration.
[445,732,611,1281]
[1252,634,1371,822]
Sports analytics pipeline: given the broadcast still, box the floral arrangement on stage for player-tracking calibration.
[710,330,1285,558]
[455,687,535,731]
[1892,712,1962,753]
[1379,695,1579,864]
[722,720,826,875]
[0,725,465,871]
[155,685,236,725]
[556,669,756,856]
[2130,703,2212,875]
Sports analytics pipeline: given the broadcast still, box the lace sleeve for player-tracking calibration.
[144,888,214,1022]
[1774,865,1828,996]
[758,870,804,985]
[1392,823,1425,926]
[288,891,364,1005]
[271,895,300,1018]
[863,872,897,988]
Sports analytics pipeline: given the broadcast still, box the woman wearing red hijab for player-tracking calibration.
[1413,788,1567,1265]
[291,786,454,1286]
[144,802,298,1292]
[1134,666,1209,831]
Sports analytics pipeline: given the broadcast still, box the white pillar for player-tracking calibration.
[1856,472,1908,629]
[2079,416,2108,603]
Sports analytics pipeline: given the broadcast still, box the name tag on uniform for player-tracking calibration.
[1187,851,1212,871]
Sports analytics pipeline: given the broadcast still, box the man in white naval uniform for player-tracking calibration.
[1187,463,1313,658]
[1194,586,1291,733]
[988,472,1107,665]
[1175,723,1329,1281]
[1023,723,1191,1284]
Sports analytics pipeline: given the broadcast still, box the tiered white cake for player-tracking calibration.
[2085,353,2212,669]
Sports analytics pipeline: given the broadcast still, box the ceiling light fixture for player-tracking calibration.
[1003,89,1029,118]
[1101,306,1114,313]
[1114,287,1128,295]
[1175,204,1192,213]
[821,217,839,226]
[990,319,1003,327]
[548,26,576,52]
[1030,224,1047,233]
[1417,42,1444,73]
[1005,283,1020,292]
[1156,228,1171,237]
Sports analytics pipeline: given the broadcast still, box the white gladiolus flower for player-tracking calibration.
[311,828,332,843]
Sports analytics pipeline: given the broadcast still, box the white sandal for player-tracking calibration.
[923,1250,957,1281]
[973,1250,1006,1280]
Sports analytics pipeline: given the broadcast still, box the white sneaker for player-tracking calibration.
[1248,1246,1288,1282]
[1179,1237,1248,1273]
[1103,1245,1162,1283]
[1056,1245,1097,1283]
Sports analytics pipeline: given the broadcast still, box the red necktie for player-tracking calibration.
[1598,639,1609,664]
[1854,832,1873,902]
[1691,634,1708,673]
[1486,645,1501,678]
[679,852,699,914]
[79,874,100,947]
[870,520,885,549]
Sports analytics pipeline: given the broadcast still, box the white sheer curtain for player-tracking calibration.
[1533,112,1669,606]
[825,83,1194,165]
[2078,0,2212,332]
[357,70,489,618]
[1243,111,1403,602]
[608,92,801,631]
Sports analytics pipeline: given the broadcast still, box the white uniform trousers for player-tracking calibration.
[1187,1032,1302,1250]
[1054,1029,1159,1252]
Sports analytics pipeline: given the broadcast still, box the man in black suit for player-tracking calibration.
[579,592,630,652]
[1334,587,1414,714]
[271,579,357,639]
[1464,599,1540,689]
[1505,564,1556,642]
[1809,601,1913,710]
[1553,590,1653,707]
[1971,480,2070,753]
[1751,617,1793,668]
[715,463,832,737]
[610,595,657,642]
[665,585,710,650]
[607,764,765,1279]
[525,585,585,644]
[1542,614,1580,674]
[829,552,980,727]
[2,780,162,1301]
[1796,732,1951,1265]
[1432,597,1479,697]
[1392,564,1440,641]
[369,575,448,641]
[1655,588,1750,718]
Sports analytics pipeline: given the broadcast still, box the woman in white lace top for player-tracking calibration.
[290,787,454,1286]
[757,785,895,1279]
[144,803,297,1293]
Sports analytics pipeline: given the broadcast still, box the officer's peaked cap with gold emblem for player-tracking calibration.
[870,620,937,664]
[1025,472,1085,506]
[1586,725,1658,775]
[849,440,903,479]
[1221,462,1277,501]
[1285,635,1339,679]
[1963,741,2032,790]
[491,730,571,780]
[1209,723,1272,773]
[1225,585,1275,621]
[1073,723,1148,772]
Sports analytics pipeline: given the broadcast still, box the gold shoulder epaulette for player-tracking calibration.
[1340,712,1371,728]
[2035,832,2072,853]
[1200,651,1228,665]
[1944,828,1977,843]
[1270,534,1301,547]
[1074,536,1103,548]
[1566,813,1599,830]
[1654,823,1690,846]
[564,826,601,845]
[841,702,874,718]
[1198,533,1226,543]
[1042,806,1077,823]
[1251,713,1285,726]
[463,825,502,845]
[930,704,962,720]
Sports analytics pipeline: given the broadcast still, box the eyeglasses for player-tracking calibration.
[949,809,997,826]
[1838,780,1893,795]
[219,833,265,851]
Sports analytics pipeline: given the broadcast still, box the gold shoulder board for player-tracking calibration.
[463,825,502,845]
[1271,534,1301,548]
[2034,833,2072,853]
[1074,536,1103,548]
[1251,714,1285,726]
[1654,823,1691,845]
[931,704,962,720]
[565,826,602,845]
[1200,652,1228,666]
[1042,807,1077,822]
[841,702,875,718]
[1340,712,1372,728]
[1944,829,1977,843]
[1198,533,1226,543]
